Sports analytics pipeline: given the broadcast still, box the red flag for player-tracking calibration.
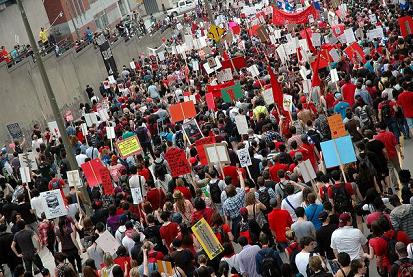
[207,80,235,98]
[305,28,316,53]
[222,50,230,61]
[398,16,413,38]
[221,56,247,70]
[311,52,322,87]
[297,47,303,62]
[268,65,283,106]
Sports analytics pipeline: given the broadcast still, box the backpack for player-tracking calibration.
[332,183,352,213]
[51,179,61,190]
[395,259,413,277]
[383,231,399,263]
[277,180,290,199]
[306,129,322,150]
[136,126,150,144]
[357,105,373,129]
[209,180,222,204]
[305,253,315,277]
[261,251,280,277]
[381,101,393,120]
[175,130,185,149]
[258,188,271,213]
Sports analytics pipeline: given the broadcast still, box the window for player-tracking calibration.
[95,12,109,30]
[118,0,128,16]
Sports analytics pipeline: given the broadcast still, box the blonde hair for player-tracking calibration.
[173,191,186,214]
[103,253,114,267]
[245,191,257,206]
[129,267,140,277]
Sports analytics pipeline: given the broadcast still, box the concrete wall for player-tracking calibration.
[0,28,174,144]
[0,0,50,50]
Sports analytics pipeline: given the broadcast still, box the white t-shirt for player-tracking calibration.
[76,154,88,166]
[330,226,368,260]
[30,196,45,219]
[281,191,303,221]
[129,175,146,197]
[295,252,320,277]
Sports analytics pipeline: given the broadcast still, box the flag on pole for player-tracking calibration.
[221,82,243,103]
[268,65,283,106]
[311,51,322,87]
[305,28,316,53]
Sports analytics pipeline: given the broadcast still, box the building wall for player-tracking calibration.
[0,0,50,50]
[0,28,173,143]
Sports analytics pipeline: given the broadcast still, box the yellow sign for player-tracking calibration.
[115,135,142,158]
[157,260,173,275]
[327,114,347,139]
[207,25,226,42]
[191,218,224,259]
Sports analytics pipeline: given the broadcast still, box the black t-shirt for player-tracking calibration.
[316,223,338,260]
[17,203,37,224]
[13,229,35,257]
[171,249,194,275]
[90,208,109,225]
[366,140,387,169]
[2,202,19,223]
[143,225,162,245]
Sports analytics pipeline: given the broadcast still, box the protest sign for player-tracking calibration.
[96,230,120,256]
[262,88,274,105]
[398,16,413,38]
[311,33,322,47]
[64,111,74,122]
[205,93,216,110]
[204,143,230,164]
[192,218,224,260]
[165,147,192,178]
[100,167,114,195]
[327,114,347,138]
[157,261,173,276]
[237,148,252,167]
[20,167,31,184]
[367,28,384,40]
[67,170,82,188]
[6,123,23,140]
[116,135,142,158]
[40,189,67,219]
[344,42,366,63]
[344,28,356,44]
[235,115,249,135]
[330,68,339,83]
[169,101,197,123]
[196,136,216,165]
[182,119,203,144]
[108,75,116,84]
[19,152,38,171]
[320,135,356,168]
[329,49,340,62]
[369,14,377,24]
[81,123,88,136]
[298,159,316,183]
[81,158,104,187]
[207,24,225,42]
[106,126,116,139]
[47,121,60,138]
[217,68,233,83]
[131,187,143,204]
[84,113,98,127]
[247,64,260,77]
[283,94,293,111]
[203,57,222,74]
[98,109,109,122]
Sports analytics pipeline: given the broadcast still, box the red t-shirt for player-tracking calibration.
[378,100,396,118]
[138,168,151,181]
[327,182,354,198]
[397,91,413,118]
[269,163,289,182]
[268,209,293,243]
[301,143,317,166]
[325,93,336,109]
[114,256,131,276]
[175,186,192,200]
[342,82,357,106]
[214,223,231,243]
[366,212,392,227]
[146,188,166,210]
[191,207,214,225]
[223,166,246,186]
[160,222,179,249]
[374,130,398,159]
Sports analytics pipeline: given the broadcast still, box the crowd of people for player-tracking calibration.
[0,0,413,276]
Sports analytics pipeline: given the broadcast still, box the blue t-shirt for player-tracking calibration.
[334,101,350,119]
[305,204,324,230]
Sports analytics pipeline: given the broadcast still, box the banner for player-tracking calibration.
[191,218,224,260]
[40,189,68,219]
[221,82,243,103]
[165,147,192,178]
[221,56,247,70]
[7,123,23,140]
[272,5,319,25]
[116,136,142,158]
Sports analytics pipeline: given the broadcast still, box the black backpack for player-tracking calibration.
[278,181,290,199]
[332,183,352,213]
[136,126,150,144]
[258,188,271,213]
[381,101,393,120]
[209,180,222,204]
[383,231,399,263]
[261,251,280,277]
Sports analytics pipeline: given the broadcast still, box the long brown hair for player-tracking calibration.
[173,191,186,214]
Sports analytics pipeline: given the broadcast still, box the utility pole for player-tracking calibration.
[16,0,91,207]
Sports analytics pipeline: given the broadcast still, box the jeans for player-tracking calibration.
[397,118,410,138]
[64,248,82,273]
[230,215,241,240]
[23,253,44,273]
[385,118,400,143]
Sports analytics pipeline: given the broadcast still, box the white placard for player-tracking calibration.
[81,123,88,136]
[217,68,233,83]
[183,95,196,104]
[98,109,109,122]
[330,68,339,82]
[95,230,120,256]
[247,64,260,77]
[20,167,31,184]
[84,113,98,127]
[67,170,82,188]
[299,66,308,80]
[108,75,116,84]
[202,57,222,74]
[47,121,60,138]
[157,51,165,62]
[129,61,136,69]
[19,152,38,171]
[276,44,288,64]
[302,79,312,95]
[329,49,341,63]
[235,115,249,135]
[286,33,293,42]
[237,148,252,167]
[205,144,230,164]
[311,33,322,47]
[282,94,293,111]
[344,28,356,44]
[367,28,384,40]
[274,29,282,39]
[106,127,116,139]
[298,159,316,183]
[192,60,199,71]
[131,187,143,204]
[262,88,274,105]
[184,35,194,50]
[369,14,377,24]
[40,189,68,219]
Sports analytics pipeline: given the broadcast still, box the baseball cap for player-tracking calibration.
[339,213,351,227]
[318,211,329,222]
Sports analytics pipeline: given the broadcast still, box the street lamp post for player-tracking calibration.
[16,0,91,206]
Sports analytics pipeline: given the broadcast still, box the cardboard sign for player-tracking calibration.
[203,57,222,74]
[20,167,31,184]
[344,28,356,44]
[247,64,260,77]
[237,148,252,167]
[329,49,340,63]
[195,136,216,165]
[67,170,82,188]
[47,121,60,138]
[157,261,173,276]
[84,113,98,127]
[182,119,203,144]
[320,135,356,168]
[7,123,23,140]
[327,114,347,138]
[191,218,224,260]
[95,230,120,256]
[40,189,67,219]
[169,101,197,123]
[100,167,114,195]
[367,28,384,40]
[235,115,249,135]
[106,126,116,139]
[298,159,316,183]
[131,187,143,204]
[81,158,104,187]
[283,94,293,112]
[204,143,230,164]
[165,147,192,178]
[217,68,233,83]
[116,136,142,158]
[98,109,109,122]
[262,88,274,105]
[19,152,38,171]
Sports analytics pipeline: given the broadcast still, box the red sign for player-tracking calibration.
[195,136,216,165]
[100,167,114,195]
[81,158,104,187]
[164,147,191,178]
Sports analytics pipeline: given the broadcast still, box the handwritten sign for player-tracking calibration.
[164,147,191,178]
[95,230,120,256]
[131,187,143,204]
[100,167,114,195]
[19,152,38,171]
[116,135,142,158]
[327,114,347,138]
[196,136,216,165]
[7,123,23,140]
[192,218,224,259]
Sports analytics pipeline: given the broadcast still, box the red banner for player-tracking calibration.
[221,56,247,71]
[398,16,413,38]
[100,167,114,195]
[272,5,319,25]
[81,158,104,187]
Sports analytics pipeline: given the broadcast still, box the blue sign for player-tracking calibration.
[320,135,357,168]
